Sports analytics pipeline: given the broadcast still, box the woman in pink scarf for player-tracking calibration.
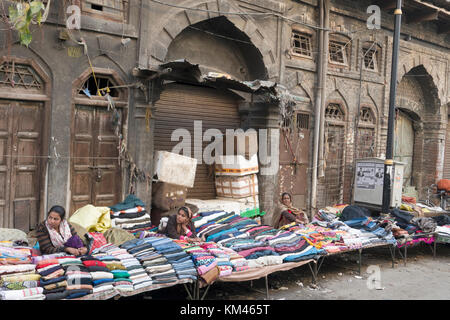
[36,206,88,256]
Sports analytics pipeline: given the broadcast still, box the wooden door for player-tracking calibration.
[394,111,414,187]
[70,105,122,215]
[279,112,310,209]
[0,100,43,230]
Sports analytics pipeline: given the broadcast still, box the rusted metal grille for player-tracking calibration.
[291,30,312,57]
[356,127,376,158]
[0,61,43,91]
[323,124,346,206]
[297,113,310,130]
[329,41,347,64]
[356,107,376,158]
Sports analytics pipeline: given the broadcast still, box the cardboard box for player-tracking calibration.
[215,174,258,199]
[153,151,197,188]
[215,154,259,176]
[152,182,187,211]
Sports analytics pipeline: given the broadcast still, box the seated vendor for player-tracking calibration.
[36,205,88,256]
[165,206,203,242]
[272,192,309,228]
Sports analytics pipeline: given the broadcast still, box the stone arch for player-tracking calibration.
[398,54,445,107]
[149,0,276,80]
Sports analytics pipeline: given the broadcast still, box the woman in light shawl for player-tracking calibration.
[272,192,309,229]
[36,205,88,256]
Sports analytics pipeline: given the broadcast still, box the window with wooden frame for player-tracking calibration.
[329,41,348,65]
[361,43,380,72]
[291,30,313,58]
[82,0,128,22]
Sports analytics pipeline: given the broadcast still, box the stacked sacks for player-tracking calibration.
[110,195,154,234]
[0,244,43,300]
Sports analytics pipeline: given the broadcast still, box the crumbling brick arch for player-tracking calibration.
[148,0,278,80]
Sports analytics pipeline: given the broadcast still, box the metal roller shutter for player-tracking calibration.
[444,116,450,179]
[154,83,241,199]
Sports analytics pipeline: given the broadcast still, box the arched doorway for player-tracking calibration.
[396,64,441,199]
[0,57,51,231]
[70,68,128,214]
[153,16,266,200]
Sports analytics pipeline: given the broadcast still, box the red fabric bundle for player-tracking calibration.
[82,260,107,268]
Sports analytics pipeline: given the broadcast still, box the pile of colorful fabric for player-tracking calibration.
[0,243,44,300]
[110,195,155,234]
[91,243,143,292]
[122,236,192,285]
[193,210,323,268]
[180,242,219,284]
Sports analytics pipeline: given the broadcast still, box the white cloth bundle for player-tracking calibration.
[0,287,44,300]
[0,264,36,275]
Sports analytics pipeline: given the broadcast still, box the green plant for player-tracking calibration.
[8,1,46,46]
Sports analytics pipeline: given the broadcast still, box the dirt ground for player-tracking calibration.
[138,242,450,300]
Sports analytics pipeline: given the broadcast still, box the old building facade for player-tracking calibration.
[0,0,449,230]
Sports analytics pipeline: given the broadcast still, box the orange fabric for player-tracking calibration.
[437,179,450,192]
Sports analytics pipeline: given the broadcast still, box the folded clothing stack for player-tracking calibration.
[94,243,151,291]
[36,258,68,299]
[110,195,154,234]
[201,244,234,277]
[0,245,43,300]
[122,237,179,285]
[86,252,115,293]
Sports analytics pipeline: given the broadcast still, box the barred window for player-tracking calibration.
[291,30,312,57]
[329,41,347,65]
[362,47,378,71]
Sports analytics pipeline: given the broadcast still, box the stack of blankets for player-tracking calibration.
[0,244,44,300]
[110,195,154,234]
[93,243,152,291]
[122,236,197,286]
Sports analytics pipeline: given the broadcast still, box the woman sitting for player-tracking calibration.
[36,205,88,256]
[272,192,309,229]
[165,206,203,242]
